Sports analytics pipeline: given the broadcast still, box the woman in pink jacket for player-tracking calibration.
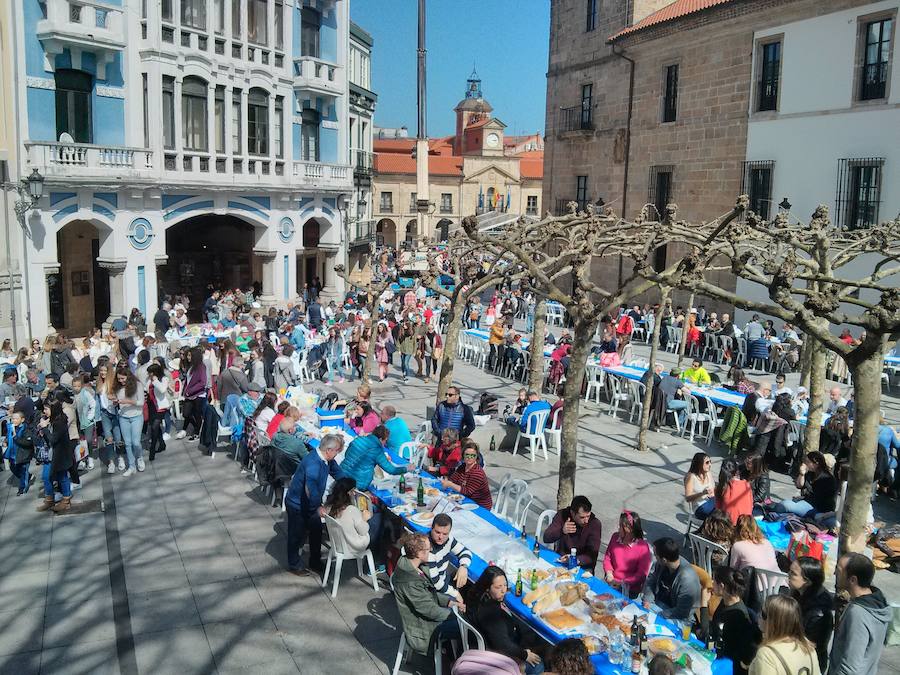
[602,510,653,598]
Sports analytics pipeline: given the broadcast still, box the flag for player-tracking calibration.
[505,188,511,210]
[478,186,483,209]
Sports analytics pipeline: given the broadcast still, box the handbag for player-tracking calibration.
[74,439,89,462]
[787,530,824,561]
[433,346,444,359]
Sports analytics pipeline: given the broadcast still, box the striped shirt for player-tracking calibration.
[427,535,472,594]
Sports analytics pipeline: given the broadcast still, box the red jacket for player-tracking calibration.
[427,440,461,476]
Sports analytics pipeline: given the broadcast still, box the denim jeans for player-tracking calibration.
[400,353,411,378]
[286,504,323,571]
[43,465,71,498]
[774,498,815,518]
[525,312,534,332]
[11,461,31,492]
[118,414,144,468]
[99,407,122,464]
[694,500,715,519]
[667,400,689,426]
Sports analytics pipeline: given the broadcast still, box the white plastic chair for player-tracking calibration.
[390,577,445,675]
[321,514,379,598]
[682,513,704,548]
[755,568,789,599]
[453,606,486,652]
[703,396,724,442]
[493,477,529,522]
[397,441,426,470]
[607,375,631,418]
[584,365,605,404]
[534,508,556,543]
[627,380,645,424]
[211,423,232,459]
[681,395,712,443]
[508,490,535,531]
[512,409,550,462]
[544,406,562,455]
[688,532,729,576]
[492,473,513,516]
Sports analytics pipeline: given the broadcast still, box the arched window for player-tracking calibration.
[55,69,93,143]
[247,87,269,155]
[300,108,319,162]
[181,76,208,151]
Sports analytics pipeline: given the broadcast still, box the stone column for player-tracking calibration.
[207,83,216,157]
[254,249,277,308]
[319,248,340,302]
[41,263,60,337]
[98,259,128,330]
[174,78,184,169]
[240,88,249,173]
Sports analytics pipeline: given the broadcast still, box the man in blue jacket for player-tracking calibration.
[505,390,551,434]
[284,433,344,576]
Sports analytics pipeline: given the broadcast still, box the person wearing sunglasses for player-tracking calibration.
[441,440,492,509]
[684,452,715,518]
[430,386,475,441]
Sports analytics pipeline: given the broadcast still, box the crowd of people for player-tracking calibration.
[0,276,894,675]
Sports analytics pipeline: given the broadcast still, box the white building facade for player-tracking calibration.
[9,0,357,338]
[738,1,899,321]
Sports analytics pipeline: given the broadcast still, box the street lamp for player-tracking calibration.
[778,197,792,212]
[3,168,44,345]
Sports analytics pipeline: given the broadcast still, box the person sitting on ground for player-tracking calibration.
[684,452,716,518]
[697,509,734,567]
[392,532,464,659]
[427,513,473,598]
[323,476,371,556]
[426,428,462,477]
[442,440,492,509]
[729,514,778,573]
[773,451,837,520]
[749,595,822,675]
[602,510,653,597]
[714,459,754,525]
[466,565,544,673]
[271,418,309,463]
[826,553,891,675]
[542,495,603,572]
[698,566,761,675]
[642,537,702,621]
[788,557,833,672]
[380,404,412,454]
[431,386,476,440]
[682,358,712,386]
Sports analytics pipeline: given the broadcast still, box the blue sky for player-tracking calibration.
[350,0,550,138]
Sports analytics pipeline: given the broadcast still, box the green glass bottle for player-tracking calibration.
[416,477,425,506]
[515,569,523,597]
[530,569,538,591]
[398,474,406,494]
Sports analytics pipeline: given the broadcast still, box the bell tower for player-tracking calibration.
[453,68,493,155]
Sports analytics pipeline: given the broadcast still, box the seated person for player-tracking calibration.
[603,510,653,597]
[729,515,778,573]
[442,441,493,510]
[346,401,380,435]
[271,418,309,462]
[542,495,603,572]
[697,510,734,567]
[505,390,551,434]
[380,405,412,453]
[266,400,291,438]
[792,386,810,417]
[659,368,689,428]
[714,459,754,525]
[238,383,264,417]
[773,451,837,521]
[427,514,473,598]
[466,566,543,673]
[340,425,412,491]
[698,567,761,675]
[503,388,528,419]
[642,537,702,621]
[682,358,712,386]
[426,428,462,477]
[323,476,371,555]
[392,532,463,658]
[684,452,716,519]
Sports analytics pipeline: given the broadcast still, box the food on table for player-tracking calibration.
[581,636,605,655]
[558,582,589,606]
[532,590,560,615]
[648,637,681,657]
[523,584,554,606]
[532,569,552,581]
[410,511,435,525]
[447,493,464,502]
[590,611,630,635]
[541,608,582,631]
[424,487,441,498]
[595,593,615,601]
[547,568,573,580]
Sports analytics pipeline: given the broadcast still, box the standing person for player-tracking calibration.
[374,323,392,382]
[788,557,833,672]
[72,374,97,473]
[397,321,416,382]
[750,596,821,675]
[430,386,475,440]
[488,316,505,371]
[146,363,170,461]
[4,411,34,495]
[421,324,443,383]
[97,364,123,474]
[217,355,250,403]
[602,510,653,597]
[178,347,208,441]
[36,402,74,513]
[284,434,344,575]
[698,567,760,675]
[307,297,323,330]
[684,452,716,518]
[114,368,145,475]
[324,326,345,384]
[826,553,891,675]
[642,538,702,621]
[542,495,604,572]
[56,389,82,489]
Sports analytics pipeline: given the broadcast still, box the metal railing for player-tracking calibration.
[555,198,588,215]
[558,104,593,133]
[353,149,374,175]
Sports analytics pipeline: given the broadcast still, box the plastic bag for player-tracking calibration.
[787,530,824,561]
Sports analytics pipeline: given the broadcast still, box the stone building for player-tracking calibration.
[544,0,898,310]
[368,71,543,252]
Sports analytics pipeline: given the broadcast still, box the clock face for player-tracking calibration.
[486,132,500,148]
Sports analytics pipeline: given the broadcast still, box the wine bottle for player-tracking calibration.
[398,474,406,494]
[515,569,523,597]
[416,476,425,506]
[489,435,496,452]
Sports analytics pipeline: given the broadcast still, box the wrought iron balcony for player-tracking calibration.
[353,149,374,177]
[558,105,593,133]
[555,198,588,216]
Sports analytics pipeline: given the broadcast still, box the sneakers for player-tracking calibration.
[117,457,126,471]
[86,457,95,470]
[136,458,146,472]
[176,430,186,440]
[122,467,135,477]
[107,461,116,474]
[163,432,171,442]
[72,482,82,490]
[188,435,198,442]
[338,377,346,383]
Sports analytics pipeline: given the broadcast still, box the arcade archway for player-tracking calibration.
[49,219,111,335]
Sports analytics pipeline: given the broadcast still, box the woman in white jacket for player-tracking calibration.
[146,363,170,462]
[324,477,371,555]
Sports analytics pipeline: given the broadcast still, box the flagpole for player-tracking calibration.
[414,0,430,245]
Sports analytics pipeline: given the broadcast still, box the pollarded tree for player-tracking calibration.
[463,205,668,507]
[641,203,900,554]
[420,235,510,407]
[335,263,393,384]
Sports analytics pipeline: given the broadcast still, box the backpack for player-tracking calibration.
[477,392,499,416]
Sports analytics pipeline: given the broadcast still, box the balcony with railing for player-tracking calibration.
[293,56,344,98]
[292,161,352,190]
[353,149,375,177]
[558,105,593,134]
[37,0,126,70]
[25,141,154,180]
[860,62,888,101]
[350,220,379,249]
[555,198,589,216]
[377,199,394,214]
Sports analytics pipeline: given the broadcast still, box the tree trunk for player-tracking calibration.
[637,290,669,452]
[802,340,827,456]
[435,294,464,407]
[528,299,548,393]
[799,340,812,389]
[839,353,882,554]
[676,292,694,369]
[556,317,595,509]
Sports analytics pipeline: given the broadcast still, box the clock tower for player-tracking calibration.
[453,69,494,155]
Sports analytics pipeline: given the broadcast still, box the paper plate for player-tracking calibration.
[409,511,436,526]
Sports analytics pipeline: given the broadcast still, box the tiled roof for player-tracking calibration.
[608,0,737,41]
[374,136,456,156]
[374,153,464,176]
[519,159,544,179]
[514,150,544,160]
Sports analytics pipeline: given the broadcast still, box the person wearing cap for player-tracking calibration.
[218,355,250,404]
[238,382,264,417]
